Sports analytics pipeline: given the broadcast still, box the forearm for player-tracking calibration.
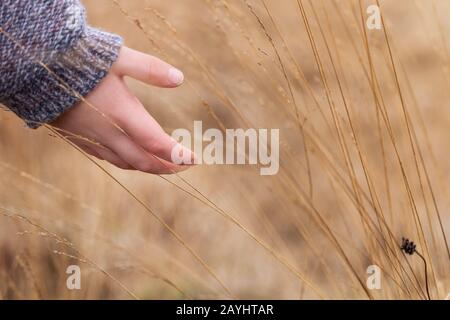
[0,0,122,127]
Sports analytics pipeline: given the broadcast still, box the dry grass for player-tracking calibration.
[0,0,449,299]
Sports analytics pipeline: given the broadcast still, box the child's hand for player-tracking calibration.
[52,47,195,174]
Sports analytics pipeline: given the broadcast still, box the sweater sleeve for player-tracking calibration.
[0,0,123,128]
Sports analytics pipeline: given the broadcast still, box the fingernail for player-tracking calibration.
[181,145,198,165]
[168,68,184,85]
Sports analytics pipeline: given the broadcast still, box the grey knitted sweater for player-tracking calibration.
[0,0,123,128]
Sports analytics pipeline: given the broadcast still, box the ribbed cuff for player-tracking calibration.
[6,27,123,128]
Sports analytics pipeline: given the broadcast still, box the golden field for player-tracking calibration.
[0,0,449,299]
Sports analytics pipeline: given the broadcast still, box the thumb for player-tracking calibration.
[112,47,184,88]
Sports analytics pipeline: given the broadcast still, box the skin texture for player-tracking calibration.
[52,47,195,174]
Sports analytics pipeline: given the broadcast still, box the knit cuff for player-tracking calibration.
[7,27,123,128]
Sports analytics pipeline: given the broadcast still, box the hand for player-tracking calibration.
[51,47,195,174]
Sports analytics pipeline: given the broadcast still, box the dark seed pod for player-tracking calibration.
[400,237,417,255]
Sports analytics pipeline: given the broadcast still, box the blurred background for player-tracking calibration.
[0,0,449,299]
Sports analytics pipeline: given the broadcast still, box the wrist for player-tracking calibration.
[5,26,122,128]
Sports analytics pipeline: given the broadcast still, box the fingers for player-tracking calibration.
[78,143,133,170]
[76,137,180,174]
[77,144,104,160]
[103,130,190,174]
[112,47,184,88]
[95,147,134,170]
[111,83,196,165]
[52,47,195,175]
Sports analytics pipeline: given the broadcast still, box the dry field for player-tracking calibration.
[0,0,449,299]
